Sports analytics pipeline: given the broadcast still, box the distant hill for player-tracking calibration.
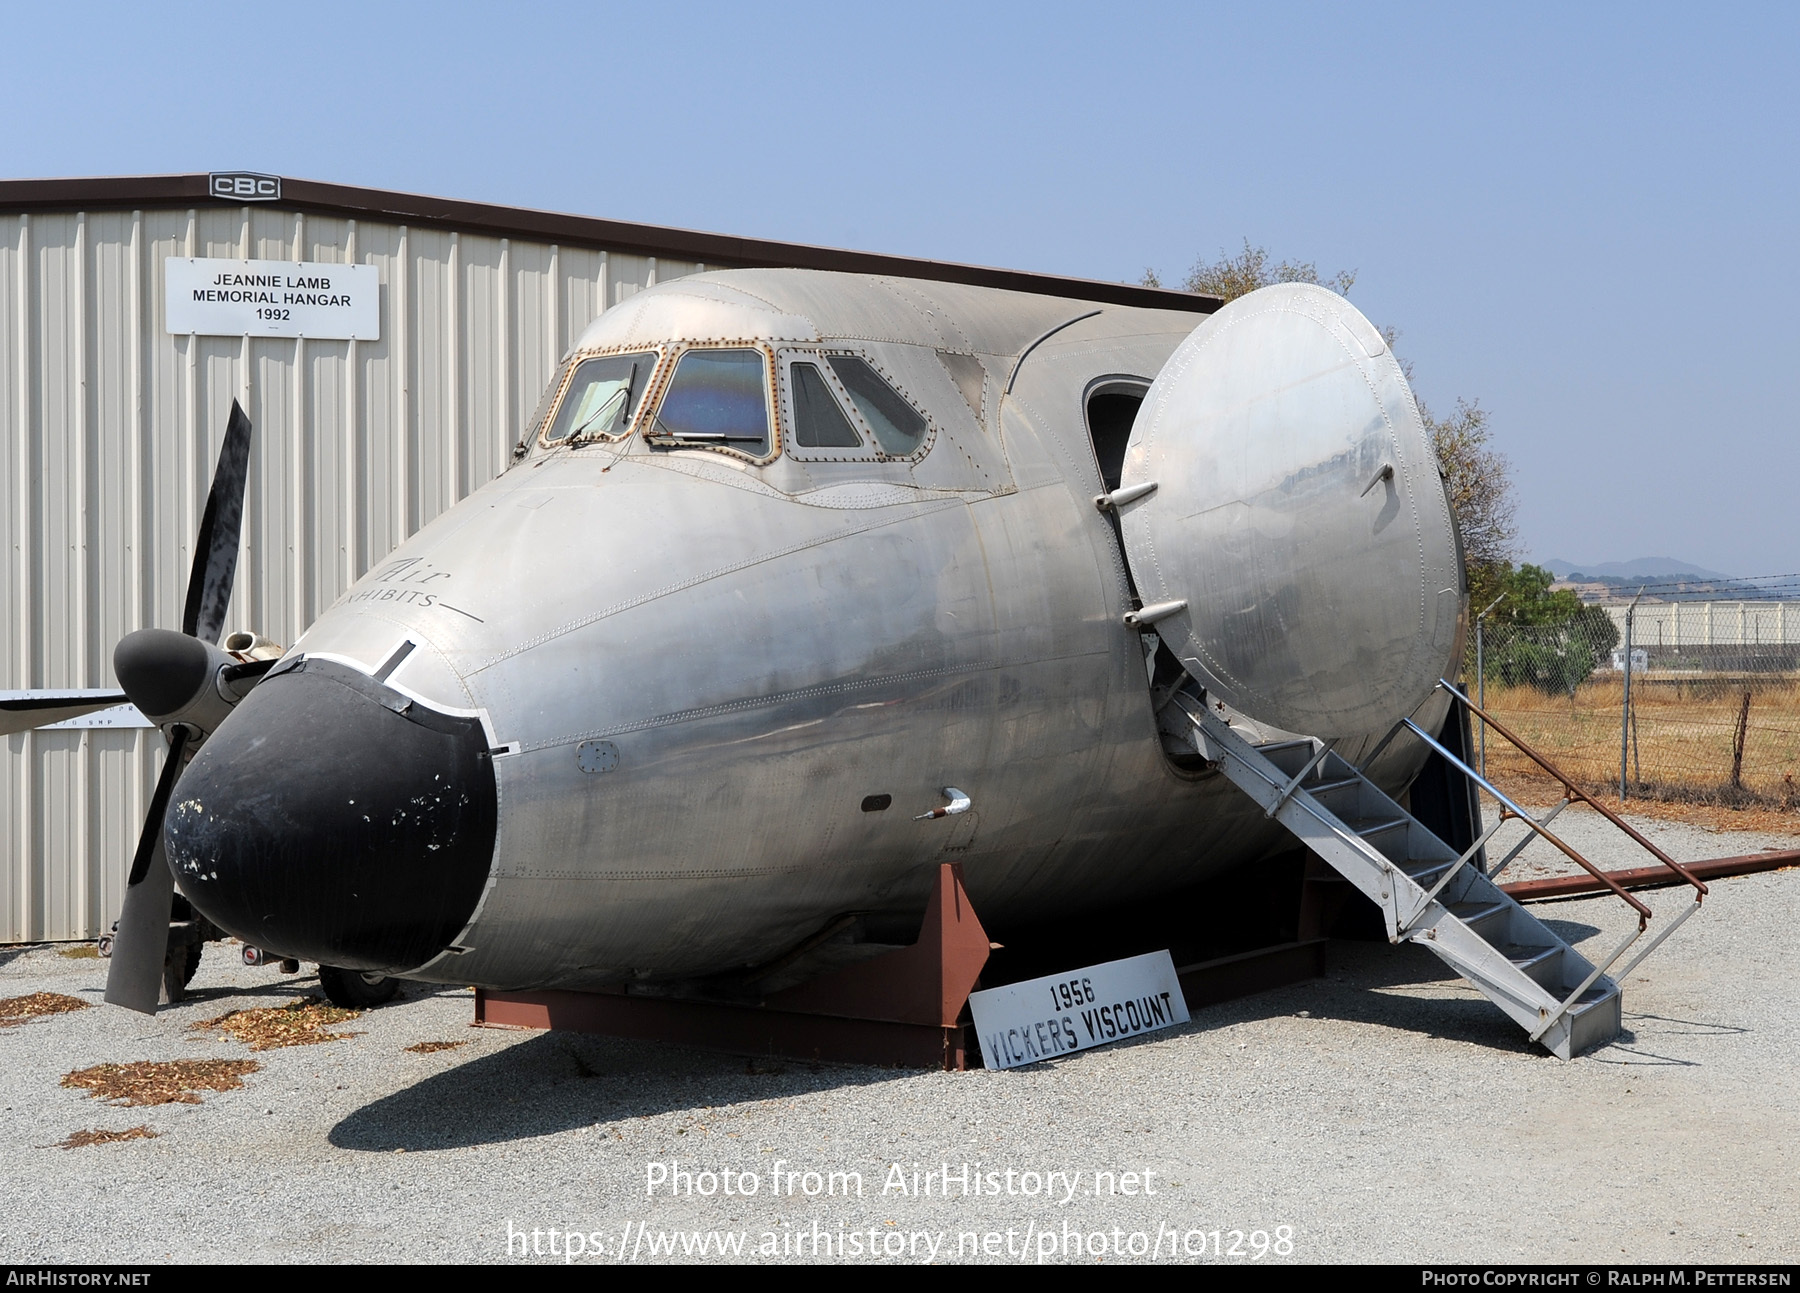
[1541,557,1734,581]
[1555,576,1766,602]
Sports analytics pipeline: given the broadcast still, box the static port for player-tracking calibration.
[860,794,892,813]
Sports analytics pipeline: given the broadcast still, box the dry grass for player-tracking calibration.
[1480,678,1800,835]
[404,1040,468,1054]
[62,1059,260,1106]
[57,946,99,960]
[1507,790,1800,839]
[55,1125,158,1149]
[191,997,363,1051]
[0,991,92,1028]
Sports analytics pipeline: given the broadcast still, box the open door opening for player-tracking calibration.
[1083,379,1149,578]
[1086,384,1143,495]
[1085,380,1213,772]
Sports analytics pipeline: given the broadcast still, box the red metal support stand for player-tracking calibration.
[474,863,994,1070]
[474,860,1334,1069]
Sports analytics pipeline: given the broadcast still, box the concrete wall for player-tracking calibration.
[1603,602,1800,648]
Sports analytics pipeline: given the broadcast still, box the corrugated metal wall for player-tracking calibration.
[1603,602,1800,646]
[1,204,712,941]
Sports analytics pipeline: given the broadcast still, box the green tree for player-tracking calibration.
[1487,563,1582,625]
[1478,564,1619,696]
[1154,238,1357,301]
[1426,398,1517,590]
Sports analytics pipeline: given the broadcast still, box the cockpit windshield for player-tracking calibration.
[541,351,658,444]
[645,348,772,458]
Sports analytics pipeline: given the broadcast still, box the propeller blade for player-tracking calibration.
[104,725,190,1014]
[0,691,131,737]
[182,401,253,645]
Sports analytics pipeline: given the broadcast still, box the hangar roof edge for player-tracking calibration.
[0,173,1220,316]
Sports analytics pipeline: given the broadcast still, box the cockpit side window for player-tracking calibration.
[790,361,864,449]
[645,347,774,459]
[539,350,660,445]
[827,354,928,456]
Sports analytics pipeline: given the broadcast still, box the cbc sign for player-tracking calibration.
[209,172,282,202]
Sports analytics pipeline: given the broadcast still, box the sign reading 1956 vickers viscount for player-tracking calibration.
[969,951,1191,1069]
[164,257,379,340]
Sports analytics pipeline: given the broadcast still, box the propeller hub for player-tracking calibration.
[113,627,241,739]
[113,629,213,720]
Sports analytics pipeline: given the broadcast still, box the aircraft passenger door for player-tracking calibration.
[1112,283,1462,741]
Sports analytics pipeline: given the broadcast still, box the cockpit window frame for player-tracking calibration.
[777,346,935,465]
[640,342,782,466]
[532,344,668,449]
[777,349,876,463]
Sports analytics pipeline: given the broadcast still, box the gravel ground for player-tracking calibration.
[2,811,1796,1266]
[1481,798,1786,886]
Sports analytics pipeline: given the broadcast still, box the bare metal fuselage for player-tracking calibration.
[250,271,1455,990]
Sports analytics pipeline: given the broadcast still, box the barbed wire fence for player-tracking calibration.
[1471,591,1800,814]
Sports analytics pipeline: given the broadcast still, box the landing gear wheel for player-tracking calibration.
[317,965,401,1009]
[159,941,202,1004]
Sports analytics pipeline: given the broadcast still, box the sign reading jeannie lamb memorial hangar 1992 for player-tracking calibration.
[165,257,379,340]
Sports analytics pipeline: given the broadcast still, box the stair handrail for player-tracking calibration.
[1439,679,1709,903]
[1398,718,1655,924]
[1179,693,1655,922]
[1188,682,1706,1054]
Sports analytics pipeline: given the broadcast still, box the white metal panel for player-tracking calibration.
[1604,601,1800,647]
[0,203,716,941]
[561,248,606,354]
[1,218,28,937]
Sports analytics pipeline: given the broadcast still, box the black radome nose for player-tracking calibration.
[167,659,497,973]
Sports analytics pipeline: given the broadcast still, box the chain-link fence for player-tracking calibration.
[1472,600,1800,812]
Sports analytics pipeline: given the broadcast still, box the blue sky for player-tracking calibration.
[5,2,1795,576]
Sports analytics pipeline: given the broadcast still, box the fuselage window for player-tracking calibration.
[647,347,772,458]
[826,355,927,456]
[790,361,864,448]
[542,350,659,444]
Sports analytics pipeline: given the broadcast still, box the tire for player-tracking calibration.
[179,939,202,987]
[317,964,401,1009]
[160,940,202,1004]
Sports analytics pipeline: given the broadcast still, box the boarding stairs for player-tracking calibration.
[1163,680,1708,1059]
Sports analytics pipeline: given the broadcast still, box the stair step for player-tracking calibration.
[1255,739,1314,756]
[1446,900,1510,938]
[1309,781,1364,818]
[1566,984,1618,1014]
[1197,704,1627,1059]
[1501,943,1558,968]
[1498,943,1563,989]
[1254,738,1319,777]
[1559,983,1624,1058]
[1348,817,1411,862]
[1402,858,1455,885]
